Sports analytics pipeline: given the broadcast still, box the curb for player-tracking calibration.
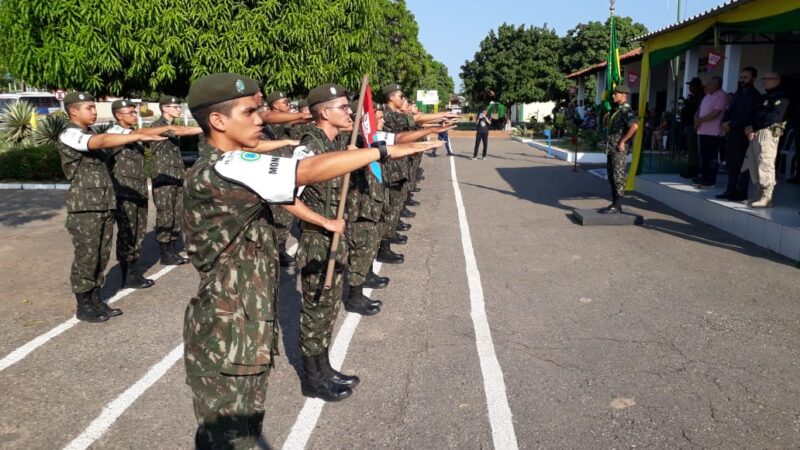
[0,183,70,190]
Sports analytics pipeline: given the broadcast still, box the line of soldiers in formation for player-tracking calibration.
[56,73,457,448]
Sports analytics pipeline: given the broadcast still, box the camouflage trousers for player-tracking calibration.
[409,156,422,190]
[152,183,182,244]
[346,220,382,287]
[189,371,270,450]
[299,268,344,357]
[382,183,406,239]
[114,197,148,262]
[606,151,628,199]
[268,204,294,251]
[66,211,114,293]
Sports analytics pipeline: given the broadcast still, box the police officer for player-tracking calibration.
[742,71,789,208]
[58,93,164,322]
[181,73,439,448]
[149,94,201,265]
[600,85,638,214]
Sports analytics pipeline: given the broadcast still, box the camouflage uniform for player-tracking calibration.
[182,142,296,449]
[150,116,184,244]
[296,127,348,357]
[262,124,296,253]
[382,109,412,239]
[57,124,117,294]
[340,133,384,287]
[605,103,637,199]
[290,123,316,140]
[106,124,148,263]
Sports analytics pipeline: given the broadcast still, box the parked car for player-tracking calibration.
[0,92,61,115]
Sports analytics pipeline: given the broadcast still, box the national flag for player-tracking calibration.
[356,84,382,183]
[602,15,622,113]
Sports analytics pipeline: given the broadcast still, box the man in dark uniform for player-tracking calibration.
[58,93,164,322]
[600,85,638,214]
[181,73,439,448]
[742,71,789,207]
[719,67,761,201]
[149,94,202,265]
[680,78,704,179]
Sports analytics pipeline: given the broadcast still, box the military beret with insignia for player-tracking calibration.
[159,94,181,106]
[381,83,403,96]
[111,99,134,111]
[186,73,261,113]
[265,91,287,106]
[306,84,349,107]
[614,85,631,94]
[63,91,95,106]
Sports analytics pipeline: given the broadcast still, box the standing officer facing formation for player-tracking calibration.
[600,85,638,214]
[58,92,164,322]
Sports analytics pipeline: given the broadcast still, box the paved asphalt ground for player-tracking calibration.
[1,137,799,449]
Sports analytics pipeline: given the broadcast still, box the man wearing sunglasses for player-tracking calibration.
[149,95,202,265]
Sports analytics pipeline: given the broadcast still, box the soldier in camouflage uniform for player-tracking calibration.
[290,99,316,140]
[150,94,201,264]
[181,73,438,448]
[601,85,639,214]
[58,92,164,322]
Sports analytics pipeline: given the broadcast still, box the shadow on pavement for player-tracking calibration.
[0,190,64,226]
[462,164,795,267]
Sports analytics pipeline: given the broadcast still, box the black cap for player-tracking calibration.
[306,84,349,107]
[614,85,631,94]
[186,73,261,112]
[158,94,180,106]
[63,92,95,106]
[686,77,702,86]
[382,83,403,96]
[265,91,287,106]
[111,99,134,111]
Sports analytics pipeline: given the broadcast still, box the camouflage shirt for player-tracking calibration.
[290,123,315,140]
[606,103,637,154]
[262,123,294,158]
[106,123,148,200]
[382,108,411,184]
[182,142,299,377]
[338,132,384,223]
[57,123,116,212]
[149,116,184,183]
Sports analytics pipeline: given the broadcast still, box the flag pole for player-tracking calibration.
[323,74,370,289]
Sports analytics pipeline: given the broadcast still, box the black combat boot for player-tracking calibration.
[301,354,352,401]
[412,187,421,193]
[599,198,622,215]
[400,207,416,218]
[318,349,360,388]
[160,242,189,265]
[396,221,411,232]
[75,290,109,323]
[171,241,191,264]
[122,260,155,289]
[345,285,381,316]
[376,240,404,264]
[405,197,420,207]
[91,288,123,317]
[388,232,408,245]
[364,265,389,289]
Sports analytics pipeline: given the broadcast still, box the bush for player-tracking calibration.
[0,100,35,145]
[578,129,602,150]
[0,143,64,181]
[32,112,68,146]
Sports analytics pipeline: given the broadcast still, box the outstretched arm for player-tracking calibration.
[245,139,300,153]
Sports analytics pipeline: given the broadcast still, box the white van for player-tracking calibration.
[0,92,61,115]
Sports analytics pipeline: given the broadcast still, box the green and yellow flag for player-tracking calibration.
[602,15,621,112]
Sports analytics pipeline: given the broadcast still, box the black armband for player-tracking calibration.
[371,140,389,163]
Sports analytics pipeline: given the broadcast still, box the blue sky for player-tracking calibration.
[406,0,727,89]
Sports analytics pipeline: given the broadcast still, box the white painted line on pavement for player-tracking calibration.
[0,264,178,372]
[449,157,519,449]
[62,344,184,450]
[282,262,382,450]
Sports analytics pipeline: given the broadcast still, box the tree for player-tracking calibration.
[461,24,564,107]
[371,0,429,95]
[560,17,648,101]
[414,57,454,109]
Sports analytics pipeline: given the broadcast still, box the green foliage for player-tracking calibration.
[0,100,35,145]
[578,128,602,150]
[32,111,67,145]
[461,24,564,106]
[414,58,454,108]
[0,143,63,180]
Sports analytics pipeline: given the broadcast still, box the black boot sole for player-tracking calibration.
[363,280,389,289]
[376,256,404,264]
[301,385,353,402]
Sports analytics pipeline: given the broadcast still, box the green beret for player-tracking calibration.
[63,92,95,106]
[159,94,181,106]
[381,83,403,96]
[614,85,631,94]
[187,73,261,112]
[297,99,308,109]
[265,91,287,106]
[111,99,134,111]
[306,84,349,107]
